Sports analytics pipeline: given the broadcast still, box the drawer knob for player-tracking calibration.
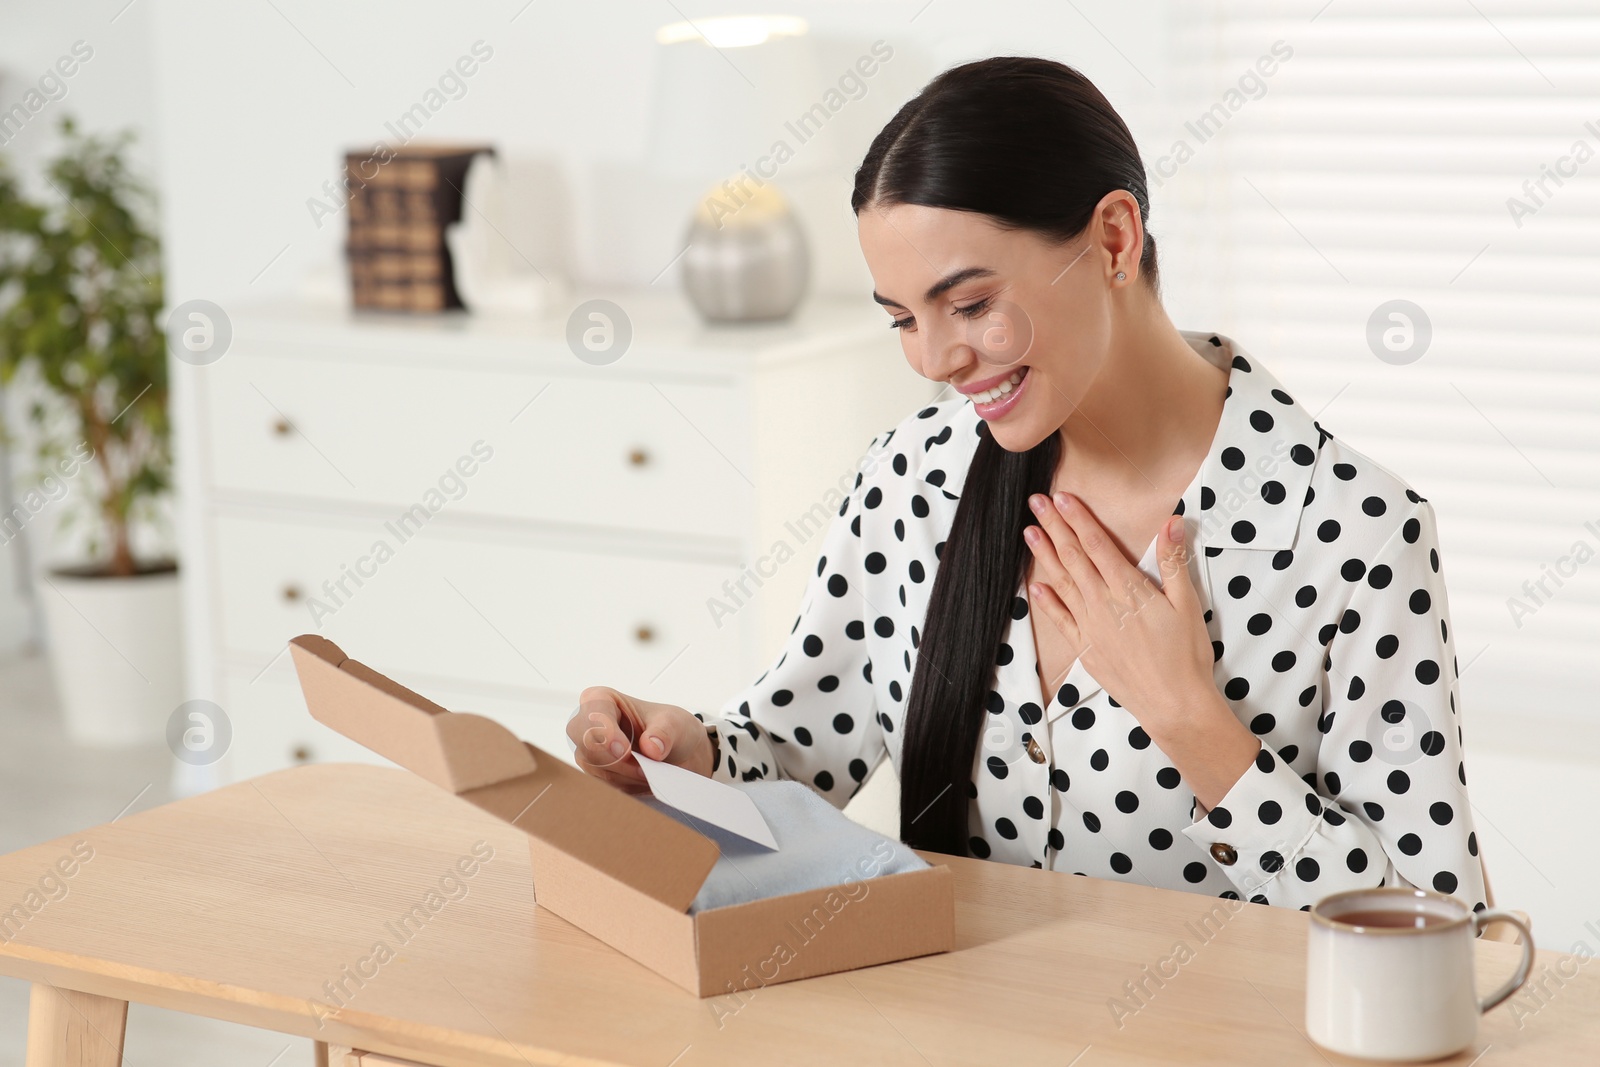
[281,584,302,602]
[634,624,655,644]
[272,418,292,437]
[627,448,649,467]
[291,745,313,763]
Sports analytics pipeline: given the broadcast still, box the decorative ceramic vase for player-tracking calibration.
[680,180,809,322]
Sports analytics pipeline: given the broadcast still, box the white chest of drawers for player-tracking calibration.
[177,293,934,785]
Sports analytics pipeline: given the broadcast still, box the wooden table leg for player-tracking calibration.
[24,984,127,1067]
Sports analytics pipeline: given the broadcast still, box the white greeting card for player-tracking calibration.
[634,754,779,851]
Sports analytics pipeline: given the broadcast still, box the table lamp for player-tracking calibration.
[646,15,836,322]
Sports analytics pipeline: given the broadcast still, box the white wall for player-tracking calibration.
[0,0,161,187]
[141,0,1176,307]
[0,0,163,652]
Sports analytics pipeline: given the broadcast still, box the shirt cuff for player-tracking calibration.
[701,716,772,785]
[1179,743,1324,899]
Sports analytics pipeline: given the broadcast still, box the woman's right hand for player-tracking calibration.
[567,686,714,792]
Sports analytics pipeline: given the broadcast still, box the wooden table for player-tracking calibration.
[1,763,1593,1066]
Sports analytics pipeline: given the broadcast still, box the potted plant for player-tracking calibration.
[0,117,179,745]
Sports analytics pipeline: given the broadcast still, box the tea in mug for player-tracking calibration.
[1333,909,1451,930]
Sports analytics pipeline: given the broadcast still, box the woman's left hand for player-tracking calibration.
[1023,491,1217,742]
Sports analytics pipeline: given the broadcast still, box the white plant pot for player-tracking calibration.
[38,563,184,747]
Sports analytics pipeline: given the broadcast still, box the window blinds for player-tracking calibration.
[1153,0,1600,722]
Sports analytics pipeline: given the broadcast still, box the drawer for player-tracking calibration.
[221,657,580,785]
[210,513,751,711]
[200,350,751,540]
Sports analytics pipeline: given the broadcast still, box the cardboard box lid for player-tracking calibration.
[287,634,720,912]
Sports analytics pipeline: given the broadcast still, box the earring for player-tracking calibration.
[1115,271,1126,282]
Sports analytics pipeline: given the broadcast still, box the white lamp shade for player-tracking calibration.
[646,20,839,183]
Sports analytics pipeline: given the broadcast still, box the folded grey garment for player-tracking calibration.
[637,780,929,913]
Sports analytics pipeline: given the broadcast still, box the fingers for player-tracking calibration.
[1053,492,1138,589]
[1028,579,1081,645]
[570,688,714,786]
[1157,514,1198,608]
[1028,492,1102,595]
[582,710,648,786]
[1023,521,1072,587]
[637,706,699,767]
[1024,523,1084,616]
[570,688,647,787]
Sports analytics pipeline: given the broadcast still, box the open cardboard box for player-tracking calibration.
[287,634,955,996]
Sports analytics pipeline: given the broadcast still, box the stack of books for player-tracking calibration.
[345,145,493,312]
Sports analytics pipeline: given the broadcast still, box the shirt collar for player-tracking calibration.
[912,331,1322,552]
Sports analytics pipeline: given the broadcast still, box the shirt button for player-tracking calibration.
[1026,737,1046,764]
[1209,842,1239,866]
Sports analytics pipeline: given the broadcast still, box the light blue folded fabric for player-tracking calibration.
[638,780,929,913]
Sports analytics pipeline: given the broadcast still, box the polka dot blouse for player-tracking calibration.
[702,331,1487,913]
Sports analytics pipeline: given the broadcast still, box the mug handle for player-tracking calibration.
[1472,908,1535,1013]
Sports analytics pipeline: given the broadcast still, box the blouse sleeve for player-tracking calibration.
[696,433,889,809]
[1182,497,1488,911]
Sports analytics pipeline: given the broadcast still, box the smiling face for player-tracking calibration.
[857,197,1139,453]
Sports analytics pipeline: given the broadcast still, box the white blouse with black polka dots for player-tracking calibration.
[701,331,1487,914]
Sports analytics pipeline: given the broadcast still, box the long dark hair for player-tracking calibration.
[851,57,1160,855]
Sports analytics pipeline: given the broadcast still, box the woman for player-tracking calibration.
[568,56,1485,913]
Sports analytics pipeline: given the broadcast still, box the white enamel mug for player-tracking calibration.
[1306,887,1534,1061]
